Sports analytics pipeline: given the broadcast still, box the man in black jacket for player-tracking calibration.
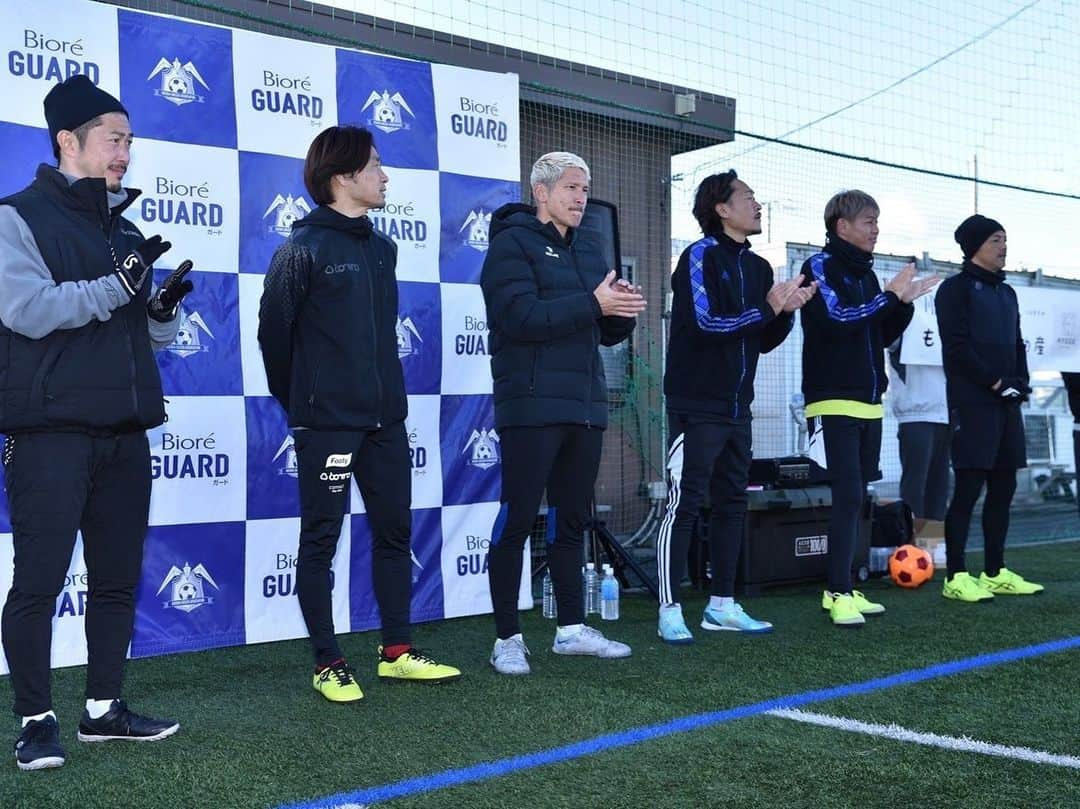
[799,190,937,627]
[936,214,1043,601]
[0,75,190,771]
[259,126,460,703]
[656,170,815,644]
[481,151,645,675]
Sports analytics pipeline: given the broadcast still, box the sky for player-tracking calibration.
[319,0,1079,275]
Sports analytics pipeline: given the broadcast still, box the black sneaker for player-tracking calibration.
[14,715,65,771]
[77,700,180,743]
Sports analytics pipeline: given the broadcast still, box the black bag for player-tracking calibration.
[871,500,914,547]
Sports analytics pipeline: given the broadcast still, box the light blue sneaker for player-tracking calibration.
[657,605,695,645]
[701,602,774,633]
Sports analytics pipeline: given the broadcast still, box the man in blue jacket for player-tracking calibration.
[259,126,460,702]
[0,75,190,771]
[657,169,815,644]
[481,152,645,675]
[799,190,937,627]
[936,214,1043,601]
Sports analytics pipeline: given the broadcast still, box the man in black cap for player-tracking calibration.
[0,75,192,771]
[935,214,1043,603]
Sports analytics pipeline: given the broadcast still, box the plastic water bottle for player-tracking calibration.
[542,570,556,619]
[583,562,600,614]
[601,564,619,620]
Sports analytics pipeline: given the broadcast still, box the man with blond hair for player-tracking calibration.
[799,190,937,627]
[480,152,645,675]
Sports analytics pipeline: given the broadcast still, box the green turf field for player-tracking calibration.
[1,540,1077,809]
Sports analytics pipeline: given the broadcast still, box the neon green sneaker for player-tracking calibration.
[377,647,462,683]
[827,593,865,628]
[312,659,364,703]
[979,568,1044,596]
[942,571,994,603]
[821,590,885,615]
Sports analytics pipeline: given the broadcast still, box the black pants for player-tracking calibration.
[816,415,881,594]
[488,425,603,639]
[657,415,751,605]
[898,422,951,521]
[1064,373,1080,517]
[944,467,1016,578]
[294,423,412,666]
[1,431,150,717]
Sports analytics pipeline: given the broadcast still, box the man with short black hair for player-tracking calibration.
[259,125,460,702]
[936,214,1043,601]
[0,74,190,771]
[799,190,937,627]
[656,169,815,644]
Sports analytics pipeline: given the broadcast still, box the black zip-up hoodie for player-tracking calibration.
[934,260,1027,408]
[664,231,793,419]
[480,203,635,430]
[258,205,406,430]
[799,236,914,406]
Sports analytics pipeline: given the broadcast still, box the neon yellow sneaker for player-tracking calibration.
[827,593,865,628]
[979,568,1044,596]
[312,659,364,703]
[821,590,885,615]
[942,571,994,603]
[377,647,462,683]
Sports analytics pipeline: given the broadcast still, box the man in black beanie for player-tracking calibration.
[0,75,193,771]
[935,214,1044,603]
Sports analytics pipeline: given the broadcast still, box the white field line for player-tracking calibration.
[767,709,1080,770]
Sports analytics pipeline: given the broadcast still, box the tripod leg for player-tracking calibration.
[595,520,660,599]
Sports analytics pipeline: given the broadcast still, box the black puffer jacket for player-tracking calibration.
[480,203,635,429]
[258,206,406,430]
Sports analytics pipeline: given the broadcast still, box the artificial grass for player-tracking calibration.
[1,540,1077,809]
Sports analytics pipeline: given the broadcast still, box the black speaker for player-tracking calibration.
[578,198,623,278]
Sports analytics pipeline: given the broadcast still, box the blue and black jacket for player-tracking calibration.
[799,236,913,407]
[664,231,794,419]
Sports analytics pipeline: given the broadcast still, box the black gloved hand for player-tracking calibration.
[116,235,171,298]
[148,260,195,322]
[997,376,1030,402]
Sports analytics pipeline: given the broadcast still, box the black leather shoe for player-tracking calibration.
[77,700,179,743]
[15,715,65,771]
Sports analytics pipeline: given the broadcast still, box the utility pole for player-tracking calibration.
[973,153,979,213]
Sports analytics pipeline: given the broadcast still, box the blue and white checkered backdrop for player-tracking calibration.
[0,0,529,673]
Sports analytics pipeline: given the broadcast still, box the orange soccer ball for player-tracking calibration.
[888,544,934,588]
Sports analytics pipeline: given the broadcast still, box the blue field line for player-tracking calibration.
[279,635,1080,809]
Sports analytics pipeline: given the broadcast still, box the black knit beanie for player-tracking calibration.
[954,214,1004,260]
[43,75,127,148]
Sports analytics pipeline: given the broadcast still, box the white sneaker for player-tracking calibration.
[490,635,531,675]
[551,625,631,658]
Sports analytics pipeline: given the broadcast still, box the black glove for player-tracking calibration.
[148,260,195,322]
[115,235,171,298]
[996,376,1031,402]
